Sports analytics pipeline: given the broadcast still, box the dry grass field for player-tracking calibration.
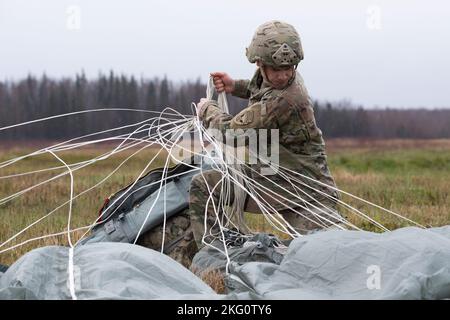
[1,139,449,271]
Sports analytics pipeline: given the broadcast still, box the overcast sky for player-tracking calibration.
[0,0,449,108]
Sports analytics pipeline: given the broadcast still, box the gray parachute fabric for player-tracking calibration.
[227,225,450,299]
[1,225,450,299]
[191,233,287,274]
[0,242,219,300]
[80,154,211,245]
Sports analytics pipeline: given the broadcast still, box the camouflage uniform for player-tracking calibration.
[189,69,341,249]
[189,21,342,249]
[137,209,198,268]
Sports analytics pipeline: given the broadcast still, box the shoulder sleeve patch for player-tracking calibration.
[234,109,254,126]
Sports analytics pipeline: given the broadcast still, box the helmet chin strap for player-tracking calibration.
[259,64,269,83]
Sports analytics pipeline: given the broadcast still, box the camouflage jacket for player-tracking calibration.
[198,69,339,210]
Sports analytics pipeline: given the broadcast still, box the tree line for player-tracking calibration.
[1,72,449,140]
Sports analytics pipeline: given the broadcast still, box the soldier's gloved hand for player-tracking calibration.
[210,72,235,93]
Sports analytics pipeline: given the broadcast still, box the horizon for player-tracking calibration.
[2,70,448,110]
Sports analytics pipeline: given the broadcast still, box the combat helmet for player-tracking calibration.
[246,20,304,67]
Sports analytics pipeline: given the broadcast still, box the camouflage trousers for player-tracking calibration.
[136,209,198,268]
[188,169,342,250]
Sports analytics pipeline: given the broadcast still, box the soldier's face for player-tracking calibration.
[263,65,295,89]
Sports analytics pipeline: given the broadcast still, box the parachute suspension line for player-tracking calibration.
[132,119,189,244]
[0,137,155,252]
[133,117,193,249]
[0,114,192,207]
[0,113,189,298]
[226,164,337,234]
[0,107,184,132]
[275,167,387,231]
[197,168,232,273]
[241,144,417,232]
[0,112,187,170]
[235,154,362,231]
[0,111,193,252]
[206,79,248,234]
[0,91,426,275]
[192,85,342,248]
[46,149,77,300]
[47,150,75,248]
[0,226,92,255]
[77,115,192,246]
[278,165,425,229]
[192,93,309,260]
[191,98,422,254]
[223,167,299,237]
[252,163,385,232]
[73,145,165,246]
[0,156,202,254]
[0,123,157,206]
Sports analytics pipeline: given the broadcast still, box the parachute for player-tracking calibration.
[0,78,449,300]
[1,226,449,299]
[79,154,211,246]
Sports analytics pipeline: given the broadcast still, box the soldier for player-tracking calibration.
[189,20,343,250]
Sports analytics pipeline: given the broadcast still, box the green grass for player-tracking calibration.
[328,144,450,231]
[1,140,449,266]
[331,149,450,173]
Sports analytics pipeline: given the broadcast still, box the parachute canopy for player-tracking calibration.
[1,225,449,300]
